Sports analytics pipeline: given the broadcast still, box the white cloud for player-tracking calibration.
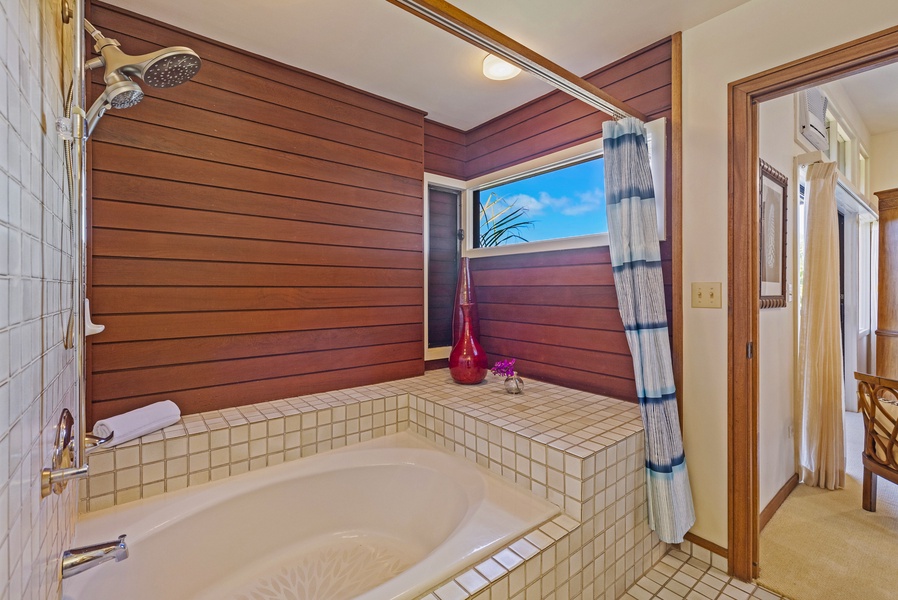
[495,188,605,218]
[561,188,605,216]
[505,193,546,215]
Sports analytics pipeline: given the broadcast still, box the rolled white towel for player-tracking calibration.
[93,400,181,447]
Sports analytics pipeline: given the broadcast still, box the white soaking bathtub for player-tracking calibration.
[63,431,559,600]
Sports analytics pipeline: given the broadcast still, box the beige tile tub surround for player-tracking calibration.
[81,371,665,599]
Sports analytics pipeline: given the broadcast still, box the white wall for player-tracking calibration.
[0,0,78,598]
[681,0,898,547]
[872,129,898,193]
[757,96,798,512]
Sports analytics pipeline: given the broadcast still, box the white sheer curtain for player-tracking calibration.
[798,161,845,490]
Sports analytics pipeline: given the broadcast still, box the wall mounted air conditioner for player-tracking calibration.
[798,88,829,152]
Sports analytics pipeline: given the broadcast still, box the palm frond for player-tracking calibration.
[479,192,535,247]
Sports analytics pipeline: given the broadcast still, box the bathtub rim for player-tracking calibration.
[67,430,561,600]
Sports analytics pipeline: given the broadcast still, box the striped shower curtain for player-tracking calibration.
[603,117,695,543]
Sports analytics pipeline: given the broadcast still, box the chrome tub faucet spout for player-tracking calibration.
[60,535,128,579]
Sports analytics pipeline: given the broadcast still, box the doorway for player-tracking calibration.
[727,24,898,581]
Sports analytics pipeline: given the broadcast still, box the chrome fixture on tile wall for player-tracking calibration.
[41,409,87,498]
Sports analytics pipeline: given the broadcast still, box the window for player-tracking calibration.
[858,147,869,196]
[836,133,849,176]
[473,156,606,248]
[859,220,872,334]
[424,178,463,359]
[427,185,460,350]
[463,117,666,258]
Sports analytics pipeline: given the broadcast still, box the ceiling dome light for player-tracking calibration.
[482,54,521,81]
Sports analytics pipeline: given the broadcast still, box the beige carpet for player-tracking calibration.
[758,411,898,600]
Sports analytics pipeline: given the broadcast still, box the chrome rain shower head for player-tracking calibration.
[136,48,202,88]
[82,19,201,137]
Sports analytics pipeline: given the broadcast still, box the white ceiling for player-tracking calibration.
[106,0,751,130]
[837,61,898,135]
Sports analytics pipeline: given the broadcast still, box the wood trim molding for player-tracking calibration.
[728,76,760,581]
[683,532,728,559]
[671,32,684,425]
[875,188,898,211]
[728,23,898,582]
[383,0,647,121]
[759,473,799,531]
[424,358,450,371]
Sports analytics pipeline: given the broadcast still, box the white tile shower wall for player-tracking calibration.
[0,1,78,599]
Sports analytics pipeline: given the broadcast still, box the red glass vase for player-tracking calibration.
[452,257,479,346]
[449,304,487,384]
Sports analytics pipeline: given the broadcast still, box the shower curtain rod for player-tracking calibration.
[384,0,648,122]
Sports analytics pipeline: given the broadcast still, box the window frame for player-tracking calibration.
[423,173,466,362]
[422,118,667,359]
[463,117,667,259]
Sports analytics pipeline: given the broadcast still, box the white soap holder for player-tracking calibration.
[84,298,105,337]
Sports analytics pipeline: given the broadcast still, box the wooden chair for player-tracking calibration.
[856,372,898,511]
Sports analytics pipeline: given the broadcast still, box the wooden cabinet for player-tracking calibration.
[876,188,898,378]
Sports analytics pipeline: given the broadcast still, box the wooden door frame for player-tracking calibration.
[728,24,898,581]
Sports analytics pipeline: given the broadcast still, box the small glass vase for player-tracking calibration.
[504,373,524,394]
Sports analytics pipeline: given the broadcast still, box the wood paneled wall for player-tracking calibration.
[86,3,426,423]
[465,39,673,180]
[86,1,674,419]
[424,121,467,180]
[423,39,675,401]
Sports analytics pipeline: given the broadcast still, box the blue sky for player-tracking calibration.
[479,157,606,246]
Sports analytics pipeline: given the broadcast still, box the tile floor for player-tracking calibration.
[622,549,787,600]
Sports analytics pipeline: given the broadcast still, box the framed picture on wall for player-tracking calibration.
[759,160,788,309]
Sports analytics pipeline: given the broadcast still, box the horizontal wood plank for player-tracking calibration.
[91,200,422,252]
[91,144,424,216]
[478,303,624,331]
[92,306,424,343]
[92,325,422,371]
[90,360,424,424]
[91,171,423,231]
[474,264,615,287]
[481,336,634,379]
[92,229,422,269]
[92,258,421,288]
[89,86,423,179]
[92,118,422,197]
[481,320,630,355]
[93,342,423,400]
[91,287,424,314]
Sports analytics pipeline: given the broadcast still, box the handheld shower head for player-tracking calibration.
[105,80,144,109]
